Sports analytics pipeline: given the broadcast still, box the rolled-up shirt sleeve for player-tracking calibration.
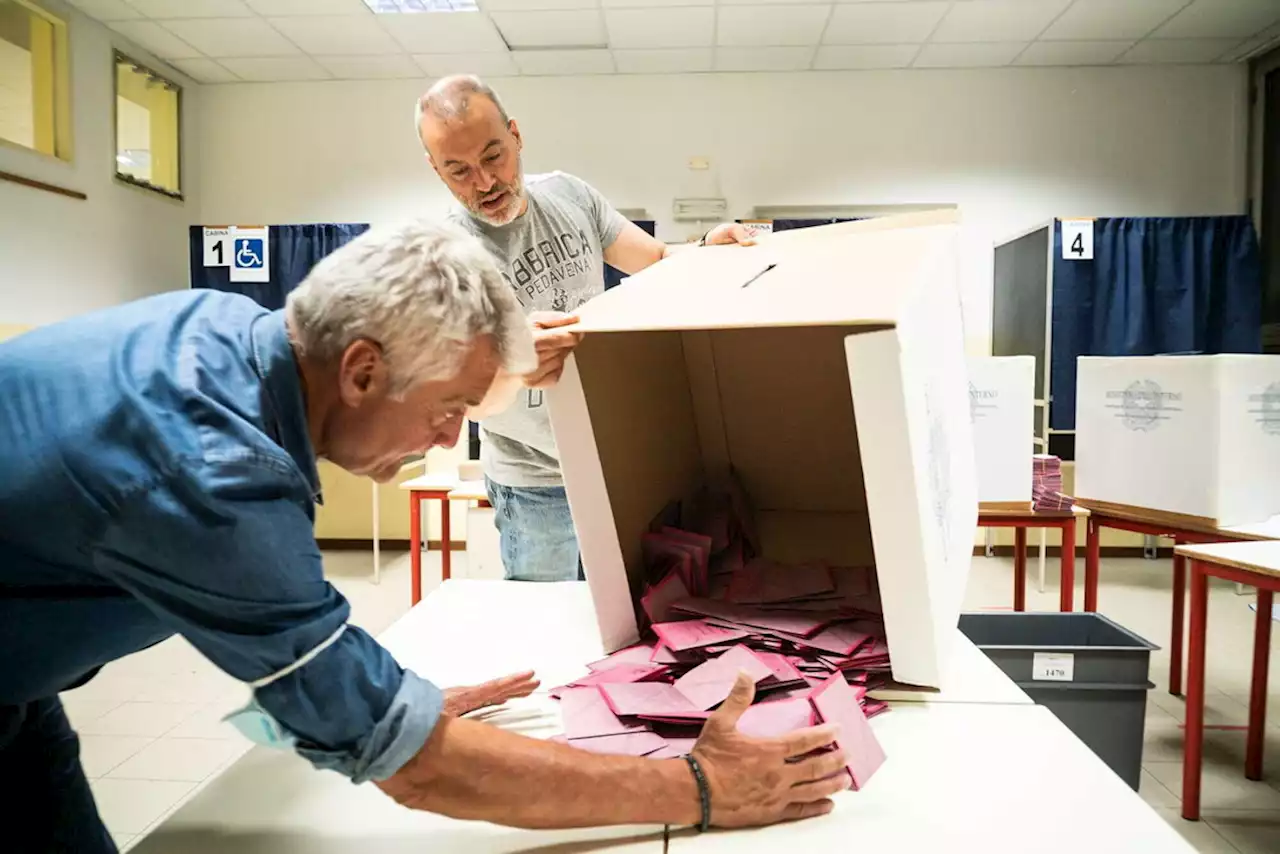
[91,454,442,783]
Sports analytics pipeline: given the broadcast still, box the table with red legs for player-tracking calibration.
[1173,541,1280,821]
[977,504,1087,612]
[399,473,459,605]
[1078,501,1274,696]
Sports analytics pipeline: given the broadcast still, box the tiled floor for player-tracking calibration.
[61,550,1280,852]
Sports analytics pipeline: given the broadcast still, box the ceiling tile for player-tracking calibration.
[511,48,614,74]
[65,0,142,21]
[601,0,710,6]
[268,15,400,54]
[1042,0,1190,41]
[1152,0,1280,40]
[160,18,301,57]
[169,57,240,82]
[717,5,831,47]
[1015,40,1132,66]
[481,0,598,8]
[813,44,917,69]
[614,48,713,73]
[380,11,509,52]
[491,10,607,48]
[1119,37,1243,63]
[719,0,833,5]
[823,2,948,45]
[315,54,423,78]
[606,8,714,49]
[932,1,1072,43]
[913,41,1025,67]
[414,51,520,75]
[219,56,332,80]
[109,21,203,59]
[715,46,815,71]
[128,0,254,18]
[244,0,372,14]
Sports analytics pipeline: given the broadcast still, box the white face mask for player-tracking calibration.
[223,696,298,749]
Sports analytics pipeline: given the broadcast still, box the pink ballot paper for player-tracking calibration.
[586,644,657,672]
[599,682,700,717]
[567,663,670,688]
[728,560,835,605]
[568,731,667,757]
[559,688,646,741]
[808,674,886,791]
[735,697,815,738]
[642,570,691,625]
[652,619,748,652]
[673,645,775,710]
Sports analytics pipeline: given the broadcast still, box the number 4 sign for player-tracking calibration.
[1061,219,1094,261]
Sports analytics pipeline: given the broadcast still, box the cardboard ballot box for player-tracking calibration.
[548,212,978,689]
[967,356,1036,506]
[1075,355,1280,527]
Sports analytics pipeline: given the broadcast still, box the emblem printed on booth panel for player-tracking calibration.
[503,229,597,308]
[968,383,998,423]
[1249,382,1280,437]
[1105,379,1181,433]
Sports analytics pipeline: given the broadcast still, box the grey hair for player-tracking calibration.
[414,74,511,150]
[286,219,536,397]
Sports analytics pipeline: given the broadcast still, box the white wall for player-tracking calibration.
[195,65,1247,350]
[0,1,199,327]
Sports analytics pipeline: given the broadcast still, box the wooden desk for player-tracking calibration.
[977,504,1087,612]
[1175,541,1280,821]
[1078,501,1276,697]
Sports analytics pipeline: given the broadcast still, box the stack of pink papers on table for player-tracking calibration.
[1032,454,1073,512]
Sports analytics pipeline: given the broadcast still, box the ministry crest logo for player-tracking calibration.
[1105,380,1180,433]
[1248,382,1280,437]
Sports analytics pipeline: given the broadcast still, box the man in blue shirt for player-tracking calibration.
[0,220,848,851]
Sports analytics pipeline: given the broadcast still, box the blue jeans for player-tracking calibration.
[0,696,118,853]
[485,479,584,582]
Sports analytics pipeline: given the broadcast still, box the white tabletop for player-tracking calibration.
[135,581,1185,853]
[399,472,460,492]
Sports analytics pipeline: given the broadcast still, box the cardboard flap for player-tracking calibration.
[573,220,961,334]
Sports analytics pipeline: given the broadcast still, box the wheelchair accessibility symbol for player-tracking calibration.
[236,238,264,269]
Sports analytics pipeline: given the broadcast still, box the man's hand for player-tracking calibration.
[692,673,850,827]
[442,670,541,718]
[525,312,583,389]
[702,223,758,247]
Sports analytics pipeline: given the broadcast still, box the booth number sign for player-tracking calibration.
[203,226,270,283]
[1061,219,1094,261]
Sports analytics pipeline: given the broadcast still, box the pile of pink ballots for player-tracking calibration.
[552,473,888,792]
[1032,454,1073,512]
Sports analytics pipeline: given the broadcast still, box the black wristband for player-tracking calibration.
[684,754,711,832]
[697,229,711,247]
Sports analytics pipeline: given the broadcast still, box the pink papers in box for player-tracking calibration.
[599,682,700,717]
[808,674,885,791]
[652,619,748,652]
[559,688,646,740]
[727,560,835,605]
[735,697,815,738]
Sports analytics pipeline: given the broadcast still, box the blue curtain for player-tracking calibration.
[770,218,859,231]
[188,223,370,310]
[1049,216,1262,431]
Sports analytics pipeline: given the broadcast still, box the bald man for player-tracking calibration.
[414,74,753,583]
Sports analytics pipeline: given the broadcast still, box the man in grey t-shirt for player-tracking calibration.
[415,75,752,582]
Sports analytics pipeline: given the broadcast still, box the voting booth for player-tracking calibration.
[549,211,978,690]
[1076,355,1280,527]
[967,356,1035,507]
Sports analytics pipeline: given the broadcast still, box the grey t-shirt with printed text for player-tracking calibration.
[449,171,627,488]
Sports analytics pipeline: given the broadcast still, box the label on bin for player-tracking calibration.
[1032,652,1074,681]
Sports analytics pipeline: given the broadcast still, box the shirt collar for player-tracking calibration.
[250,310,323,504]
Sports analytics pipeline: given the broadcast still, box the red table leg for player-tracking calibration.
[1170,547,1186,697]
[1060,517,1076,613]
[1085,516,1100,613]
[410,491,423,605]
[1013,526,1027,611]
[440,496,452,582]
[1182,559,1210,821]
[1247,587,1273,781]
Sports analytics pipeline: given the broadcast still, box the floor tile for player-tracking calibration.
[77,702,203,738]
[60,694,123,727]
[1148,760,1280,811]
[1203,811,1280,854]
[92,778,197,836]
[112,832,136,852]
[1154,807,1242,853]
[1141,767,1183,809]
[108,737,252,782]
[164,698,247,740]
[79,734,155,778]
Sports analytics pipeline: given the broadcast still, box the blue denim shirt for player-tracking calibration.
[0,290,443,783]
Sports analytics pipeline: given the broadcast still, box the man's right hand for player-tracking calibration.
[525,311,583,389]
[692,673,850,827]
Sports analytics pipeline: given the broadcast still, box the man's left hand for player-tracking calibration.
[702,223,757,247]
[442,670,541,717]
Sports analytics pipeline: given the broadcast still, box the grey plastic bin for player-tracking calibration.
[958,612,1159,791]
